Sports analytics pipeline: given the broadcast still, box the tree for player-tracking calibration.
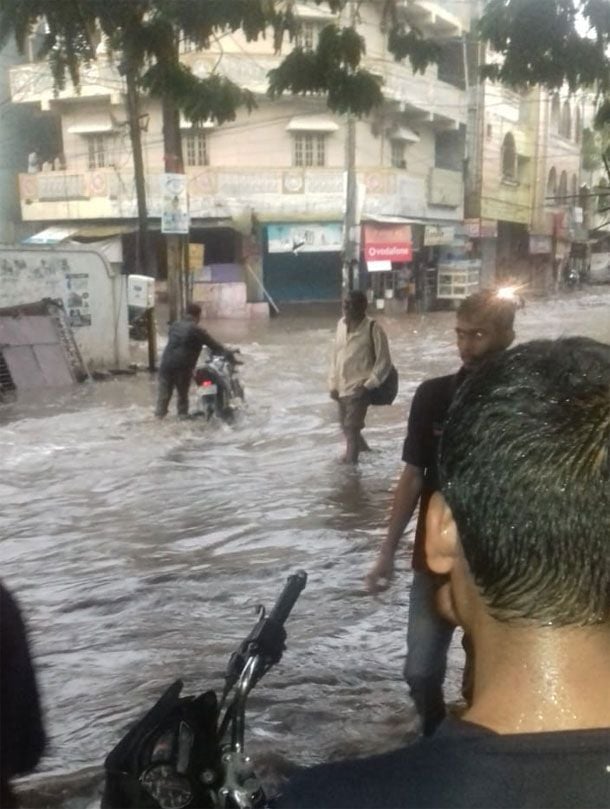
[0,0,447,315]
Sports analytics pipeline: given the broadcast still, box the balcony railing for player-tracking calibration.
[19,166,463,222]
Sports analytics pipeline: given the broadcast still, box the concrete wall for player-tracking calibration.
[0,245,128,368]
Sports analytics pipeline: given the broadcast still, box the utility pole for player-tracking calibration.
[122,62,152,278]
[342,0,360,292]
[120,56,156,371]
[162,90,187,323]
[343,116,360,292]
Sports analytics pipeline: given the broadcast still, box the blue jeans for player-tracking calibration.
[403,570,455,735]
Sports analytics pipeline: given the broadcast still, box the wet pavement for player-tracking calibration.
[1,290,609,805]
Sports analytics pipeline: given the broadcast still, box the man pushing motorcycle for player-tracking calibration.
[155,303,236,419]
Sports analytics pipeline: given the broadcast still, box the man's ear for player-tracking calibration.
[425,492,460,575]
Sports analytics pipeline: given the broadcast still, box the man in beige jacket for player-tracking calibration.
[329,290,393,464]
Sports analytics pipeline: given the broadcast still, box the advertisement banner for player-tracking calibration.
[188,243,205,270]
[424,225,455,246]
[161,173,190,234]
[362,223,412,263]
[267,223,343,253]
[529,235,552,255]
[367,260,392,273]
[463,218,498,239]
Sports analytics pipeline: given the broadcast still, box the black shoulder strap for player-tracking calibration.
[369,318,376,360]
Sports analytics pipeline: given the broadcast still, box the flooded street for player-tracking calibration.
[1,291,609,803]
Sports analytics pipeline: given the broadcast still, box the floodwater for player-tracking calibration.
[1,290,609,805]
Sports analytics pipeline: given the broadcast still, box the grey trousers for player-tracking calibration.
[155,368,192,417]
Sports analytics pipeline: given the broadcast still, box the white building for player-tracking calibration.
[9,1,471,307]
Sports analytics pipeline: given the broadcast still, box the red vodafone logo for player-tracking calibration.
[364,243,412,262]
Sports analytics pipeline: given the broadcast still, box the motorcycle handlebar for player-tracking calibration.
[267,570,308,627]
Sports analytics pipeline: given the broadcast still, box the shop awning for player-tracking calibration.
[179,115,216,129]
[23,226,78,245]
[67,114,115,134]
[286,115,340,132]
[23,224,135,246]
[389,126,420,143]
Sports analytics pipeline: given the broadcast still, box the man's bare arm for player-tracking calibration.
[365,463,424,593]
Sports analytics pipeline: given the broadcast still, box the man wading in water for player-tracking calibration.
[328,290,393,464]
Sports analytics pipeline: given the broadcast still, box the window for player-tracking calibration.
[547,167,557,203]
[87,134,111,169]
[180,36,197,53]
[297,21,321,50]
[293,133,326,167]
[561,101,572,139]
[597,178,608,212]
[435,129,464,172]
[184,131,209,166]
[558,170,568,205]
[501,132,517,180]
[575,107,582,143]
[551,94,560,133]
[391,140,406,169]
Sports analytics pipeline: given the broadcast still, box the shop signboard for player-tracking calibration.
[161,173,190,234]
[462,218,498,239]
[367,260,392,273]
[267,223,343,253]
[529,235,552,255]
[424,225,455,246]
[188,243,205,270]
[362,222,412,262]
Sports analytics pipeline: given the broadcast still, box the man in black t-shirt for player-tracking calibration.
[277,337,610,808]
[365,291,517,735]
[155,303,234,418]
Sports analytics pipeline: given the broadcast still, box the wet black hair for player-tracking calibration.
[457,290,517,332]
[439,337,610,626]
[186,302,202,318]
[346,289,368,310]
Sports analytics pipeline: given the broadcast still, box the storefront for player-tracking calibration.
[262,222,343,302]
[361,221,412,306]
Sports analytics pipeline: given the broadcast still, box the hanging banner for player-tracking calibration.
[267,223,343,253]
[188,243,205,270]
[161,173,190,234]
[424,225,455,246]
[362,223,412,262]
[529,235,552,255]
[367,260,392,273]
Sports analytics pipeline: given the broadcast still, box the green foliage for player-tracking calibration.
[0,0,450,121]
[268,24,383,116]
[387,26,441,73]
[478,0,610,95]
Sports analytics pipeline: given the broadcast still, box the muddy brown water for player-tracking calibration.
[2,291,609,806]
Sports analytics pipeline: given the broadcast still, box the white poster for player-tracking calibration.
[267,223,343,253]
[161,173,190,234]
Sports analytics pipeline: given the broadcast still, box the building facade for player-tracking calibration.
[9,1,471,309]
[465,33,584,294]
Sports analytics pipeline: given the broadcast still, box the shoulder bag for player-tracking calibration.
[368,320,398,406]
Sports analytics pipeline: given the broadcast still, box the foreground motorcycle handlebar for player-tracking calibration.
[103,571,307,809]
[217,571,308,808]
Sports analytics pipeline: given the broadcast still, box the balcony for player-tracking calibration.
[364,57,466,128]
[10,60,123,107]
[19,166,463,223]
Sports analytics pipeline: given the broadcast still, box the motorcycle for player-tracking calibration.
[193,349,245,422]
[102,571,308,809]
